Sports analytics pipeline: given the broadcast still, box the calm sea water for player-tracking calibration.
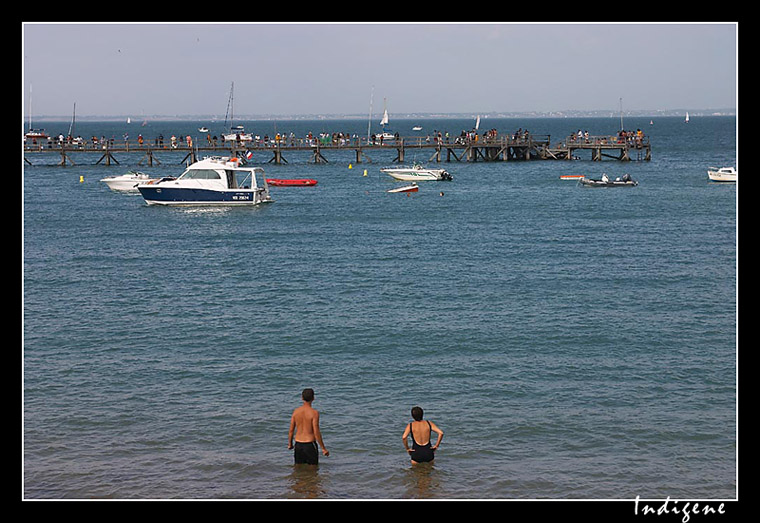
[23,116,737,500]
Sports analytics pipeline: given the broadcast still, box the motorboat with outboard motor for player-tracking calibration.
[380,164,453,181]
[101,170,158,192]
[579,173,638,187]
[707,166,737,182]
[137,156,272,206]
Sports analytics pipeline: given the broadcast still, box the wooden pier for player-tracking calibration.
[23,132,650,166]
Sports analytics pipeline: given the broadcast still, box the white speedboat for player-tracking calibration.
[101,170,157,192]
[381,164,453,181]
[707,167,737,182]
[579,173,638,187]
[137,156,272,206]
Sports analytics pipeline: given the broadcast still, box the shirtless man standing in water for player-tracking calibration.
[288,388,329,465]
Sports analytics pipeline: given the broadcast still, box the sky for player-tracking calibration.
[22,22,738,118]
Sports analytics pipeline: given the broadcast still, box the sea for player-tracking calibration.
[23,115,737,501]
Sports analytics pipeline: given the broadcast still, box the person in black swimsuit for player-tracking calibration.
[402,406,444,464]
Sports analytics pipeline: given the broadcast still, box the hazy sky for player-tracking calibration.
[22,22,737,118]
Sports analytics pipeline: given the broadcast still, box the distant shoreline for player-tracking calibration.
[28,110,736,123]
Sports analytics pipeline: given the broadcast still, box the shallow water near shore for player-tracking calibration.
[23,116,737,499]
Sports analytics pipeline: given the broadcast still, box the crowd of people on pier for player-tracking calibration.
[25,125,644,152]
[567,128,647,147]
[26,127,538,150]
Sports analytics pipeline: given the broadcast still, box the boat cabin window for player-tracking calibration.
[180,169,221,180]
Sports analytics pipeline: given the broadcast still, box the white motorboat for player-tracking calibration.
[24,129,48,141]
[373,131,397,142]
[579,173,638,187]
[707,167,737,182]
[381,164,453,181]
[101,170,157,192]
[223,126,253,142]
[137,156,272,206]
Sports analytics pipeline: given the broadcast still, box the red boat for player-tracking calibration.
[266,178,317,187]
[387,183,419,193]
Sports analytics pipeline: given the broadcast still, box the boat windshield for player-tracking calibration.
[180,169,221,180]
[235,171,253,189]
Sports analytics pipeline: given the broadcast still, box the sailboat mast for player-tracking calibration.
[224,82,234,132]
[68,102,76,137]
[367,86,374,142]
[28,84,32,132]
[619,97,624,131]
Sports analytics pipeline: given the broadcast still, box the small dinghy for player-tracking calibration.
[387,183,419,193]
[265,178,318,186]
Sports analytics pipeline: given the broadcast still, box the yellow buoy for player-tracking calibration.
[363,169,368,177]
[348,163,353,169]
[79,176,84,183]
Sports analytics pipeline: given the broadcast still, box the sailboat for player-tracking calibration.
[373,98,396,142]
[222,82,252,142]
[685,112,690,123]
[24,85,47,141]
[67,102,84,145]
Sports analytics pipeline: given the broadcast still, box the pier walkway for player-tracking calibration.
[23,132,650,166]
